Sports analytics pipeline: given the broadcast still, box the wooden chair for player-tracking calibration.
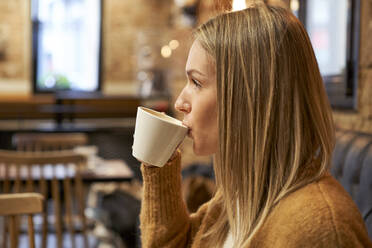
[0,193,44,248]
[0,149,89,248]
[12,133,88,151]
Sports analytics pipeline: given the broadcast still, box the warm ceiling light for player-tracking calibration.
[232,0,246,11]
[161,46,172,58]
[290,0,299,12]
[169,40,179,50]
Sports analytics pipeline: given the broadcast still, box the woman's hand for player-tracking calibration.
[141,148,180,168]
[168,149,179,162]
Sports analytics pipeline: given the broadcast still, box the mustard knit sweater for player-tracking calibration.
[140,152,372,247]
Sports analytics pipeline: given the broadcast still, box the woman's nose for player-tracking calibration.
[175,95,191,114]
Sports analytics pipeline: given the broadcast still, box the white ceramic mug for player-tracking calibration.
[132,106,188,167]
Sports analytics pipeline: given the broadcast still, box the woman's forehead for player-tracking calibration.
[185,40,215,78]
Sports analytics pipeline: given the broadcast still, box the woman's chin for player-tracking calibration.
[192,143,203,156]
[192,143,214,156]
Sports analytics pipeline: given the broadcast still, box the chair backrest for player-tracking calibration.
[356,144,372,238]
[12,133,88,151]
[0,150,88,248]
[0,193,44,248]
[331,129,372,239]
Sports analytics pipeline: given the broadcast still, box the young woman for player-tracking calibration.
[138,3,372,247]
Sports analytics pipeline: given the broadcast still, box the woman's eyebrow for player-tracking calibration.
[186,69,206,78]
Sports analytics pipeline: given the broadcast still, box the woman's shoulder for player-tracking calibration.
[255,174,372,247]
[278,174,362,222]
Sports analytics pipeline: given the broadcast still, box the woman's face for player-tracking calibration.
[175,40,218,156]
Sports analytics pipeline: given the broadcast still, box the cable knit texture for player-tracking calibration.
[140,152,372,248]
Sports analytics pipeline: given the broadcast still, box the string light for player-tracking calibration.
[169,40,179,50]
[232,0,246,11]
[290,0,299,12]
[161,45,172,58]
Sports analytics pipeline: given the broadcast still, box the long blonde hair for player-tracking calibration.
[194,3,335,247]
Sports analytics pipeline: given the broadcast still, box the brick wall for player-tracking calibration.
[0,0,193,96]
[103,0,174,83]
[0,0,31,94]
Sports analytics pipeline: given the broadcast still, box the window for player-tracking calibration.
[290,0,360,109]
[31,0,102,93]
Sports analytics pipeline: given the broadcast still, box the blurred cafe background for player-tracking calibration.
[0,0,371,247]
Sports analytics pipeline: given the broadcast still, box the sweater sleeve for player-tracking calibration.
[139,150,209,248]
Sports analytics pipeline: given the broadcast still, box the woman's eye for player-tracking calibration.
[191,79,202,88]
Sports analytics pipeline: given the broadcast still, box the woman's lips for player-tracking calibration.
[184,126,192,138]
[187,129,192,138]
[183,121,192,138]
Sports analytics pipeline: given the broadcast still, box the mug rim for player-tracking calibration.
[138,106,188,129]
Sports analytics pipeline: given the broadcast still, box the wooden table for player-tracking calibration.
[0,157,134,183]
[0,92,171,131]
[81,158,134,182]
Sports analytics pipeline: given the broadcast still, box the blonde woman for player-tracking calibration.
[138,3,372,247]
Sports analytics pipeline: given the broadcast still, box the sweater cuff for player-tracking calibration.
[140,149,181,178]
[140,150,188,224]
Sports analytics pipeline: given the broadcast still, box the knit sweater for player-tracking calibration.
[140,151,372,247]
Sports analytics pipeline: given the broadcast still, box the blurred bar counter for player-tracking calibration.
[0,91,171,132]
